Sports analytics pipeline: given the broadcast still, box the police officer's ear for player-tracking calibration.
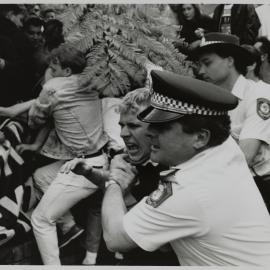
[226,56,235,68]
[193,129,210,150]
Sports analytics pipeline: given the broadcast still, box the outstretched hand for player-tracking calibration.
[60,158,92,176]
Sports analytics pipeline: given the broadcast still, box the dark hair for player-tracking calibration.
[255,36,270,64]
[241,44,261,77]
[23,16,44,30]
[202,46,247,75]
[178,4,201,24]
[151,115,231,148]
[0,4,25,16]
[44,19,64,51]
[49,44,86,74]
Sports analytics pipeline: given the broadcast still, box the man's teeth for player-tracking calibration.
[127,144,138,150]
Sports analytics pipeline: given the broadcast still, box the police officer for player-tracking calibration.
[102,70,270,266]
[194,32,270,211]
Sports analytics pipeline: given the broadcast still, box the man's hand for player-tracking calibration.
[194,28,205,38]
[109,154,138,193]
[60,158,92,176]
[172,39,189,49]
[16,143,39,155]
[188,39,202,50]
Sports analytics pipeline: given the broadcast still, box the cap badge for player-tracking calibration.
[257,98,270,120]
[200,36,224,47]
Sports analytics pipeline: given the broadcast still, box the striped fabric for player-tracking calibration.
[0,121,31,247]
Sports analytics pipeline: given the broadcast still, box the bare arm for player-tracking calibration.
[102,154,139,252]
[0,99,35,118]
[239,138,261,166]
[16,124,51,155]
[102,184,138,252]
[60,158,110,188]
[33,124,51,149]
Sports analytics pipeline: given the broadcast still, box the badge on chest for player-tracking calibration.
[257,98,270,120]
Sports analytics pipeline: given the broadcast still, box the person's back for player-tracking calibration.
[41,75,107,157]
[29,44,108,159]
[213,4,260,45]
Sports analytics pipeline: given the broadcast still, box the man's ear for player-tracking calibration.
[247,63,256,73]
[193,129,210,150]
[64,67,72,76]
[227,56,235,68]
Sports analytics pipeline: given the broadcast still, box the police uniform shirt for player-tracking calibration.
[229,75,270,176]
[123,137,270,266]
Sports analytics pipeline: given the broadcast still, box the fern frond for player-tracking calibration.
[108,62,131,96]
[63,4,192,97]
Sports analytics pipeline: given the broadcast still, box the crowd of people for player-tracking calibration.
[1,3,270,266]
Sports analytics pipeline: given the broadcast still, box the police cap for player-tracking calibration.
[190,32,253,65]
[138,70,238,123]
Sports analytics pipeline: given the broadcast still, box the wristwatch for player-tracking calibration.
[105,179,120,189]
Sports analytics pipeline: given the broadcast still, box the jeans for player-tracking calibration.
[31,154,108,265]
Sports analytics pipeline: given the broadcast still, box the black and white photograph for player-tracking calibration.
[0,2,270,267]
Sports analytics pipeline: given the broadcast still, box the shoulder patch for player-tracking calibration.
[146,181,172,208]
[257,98,270,120]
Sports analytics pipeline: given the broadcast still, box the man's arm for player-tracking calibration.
[0,99,35,118]
[102,183,138,252]
[28,87,52,128]
[239,138,261,166]
[60,158,110,188]
[102,154,139,252]
[16,124,51,155]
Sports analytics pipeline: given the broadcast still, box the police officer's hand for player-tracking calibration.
[60,158,92,176]
[110,153,130,170]
[109,154,138,193]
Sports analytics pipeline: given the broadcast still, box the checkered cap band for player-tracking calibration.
[151,92,227,115]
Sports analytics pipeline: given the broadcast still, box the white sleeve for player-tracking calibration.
[123,186,208,252]
[240,97,270,144]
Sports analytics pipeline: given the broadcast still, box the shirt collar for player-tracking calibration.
[142,159,159,167]
[231,75,247,101]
